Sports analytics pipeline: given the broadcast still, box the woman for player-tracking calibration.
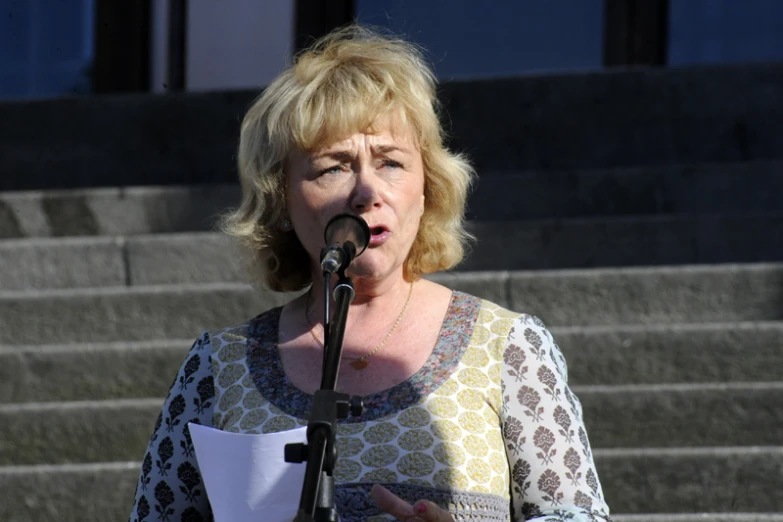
[129,25,612,522]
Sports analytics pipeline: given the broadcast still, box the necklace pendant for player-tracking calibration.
[350,359,369,371]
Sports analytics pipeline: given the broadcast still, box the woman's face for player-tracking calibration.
[285,114,425,285]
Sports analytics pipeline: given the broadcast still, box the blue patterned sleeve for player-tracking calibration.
[500,315,612,522]
[128,332,216,522]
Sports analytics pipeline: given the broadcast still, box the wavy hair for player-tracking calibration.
[221,25,475,291]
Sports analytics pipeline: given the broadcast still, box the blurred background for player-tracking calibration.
[3,0,783,100]
[1,1,783,522]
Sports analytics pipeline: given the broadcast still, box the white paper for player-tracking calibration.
[189,422,308,522]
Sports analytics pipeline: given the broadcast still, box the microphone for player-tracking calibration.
[320,214,371,275]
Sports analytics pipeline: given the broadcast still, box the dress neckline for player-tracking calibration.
[245,291,481,422]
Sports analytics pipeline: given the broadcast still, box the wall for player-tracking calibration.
[150,0,293,93]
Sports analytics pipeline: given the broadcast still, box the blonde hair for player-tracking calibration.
[221,25,475,291]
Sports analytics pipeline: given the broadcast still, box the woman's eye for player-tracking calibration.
[381,160,402,169]
[319,165,344,175]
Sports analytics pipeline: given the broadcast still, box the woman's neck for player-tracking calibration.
[306,269,414,326]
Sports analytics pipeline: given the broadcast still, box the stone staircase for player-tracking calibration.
[1,63,783,521]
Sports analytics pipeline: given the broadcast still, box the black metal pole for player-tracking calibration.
[93,0,151,93]
[603,0,669,67]
[286,271,363,522]
[323,273,331,368]
[292,425,331,522]
[167,0,188,91]
[321,277,353,390]
[294,0,355,54]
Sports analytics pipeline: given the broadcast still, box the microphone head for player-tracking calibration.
[323,214,371,257]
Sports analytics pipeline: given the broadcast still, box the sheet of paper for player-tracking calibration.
[188,422,308,522]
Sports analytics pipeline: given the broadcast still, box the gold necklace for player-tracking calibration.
[305,280,415,371]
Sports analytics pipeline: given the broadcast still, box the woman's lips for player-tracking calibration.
[368,225,390,246]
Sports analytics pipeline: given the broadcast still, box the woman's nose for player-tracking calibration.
[349,168,382,211]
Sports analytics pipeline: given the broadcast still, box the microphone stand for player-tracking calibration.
[285,267,363,522]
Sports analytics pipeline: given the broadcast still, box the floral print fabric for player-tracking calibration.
[499,311,611,521]
[128,293,611,521]
[129,334,215,522]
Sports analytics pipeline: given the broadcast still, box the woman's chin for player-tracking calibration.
[345,258,397,284]
[346,265,382,281]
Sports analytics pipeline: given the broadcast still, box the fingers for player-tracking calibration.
[411,499,454,522]
[371,484,416,520]
[371,484,454,522]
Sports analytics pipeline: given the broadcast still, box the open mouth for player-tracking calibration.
[368,225,390,245]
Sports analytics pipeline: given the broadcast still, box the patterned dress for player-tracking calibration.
[128,291,612,522]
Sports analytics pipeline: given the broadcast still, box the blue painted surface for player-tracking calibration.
[355,0,604,79]
[357,0,783,78]
[0,0,94,100]
[669,0,783,66]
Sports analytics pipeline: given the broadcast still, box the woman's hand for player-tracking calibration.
[371,484,454,522]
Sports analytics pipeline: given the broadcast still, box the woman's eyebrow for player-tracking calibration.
[312,150,353,162]
[312,144,411,161]
[372,144,411,155]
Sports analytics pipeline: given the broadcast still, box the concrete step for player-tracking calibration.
[0,185,237,239]
[469,160,783,221]
[0,236,128,290]
[0,399,161,466]
[2,264,782,344]
[0,461,138,522]
[0,233,246,291]
[466,213,783,271]
[444,64,783,174]
[0,341,189,403]
[612,513,783,522]
[600,446,783,514]
[577,382,783,449]
[5,211,783,289]
[2,448,783,520]
[0,283,291,345]
[3,160,783,239]
[3,63,783,191]
[3,384,781,465]
[559,322,783,386]
[2,322,781,403]
[501,263,783,327]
